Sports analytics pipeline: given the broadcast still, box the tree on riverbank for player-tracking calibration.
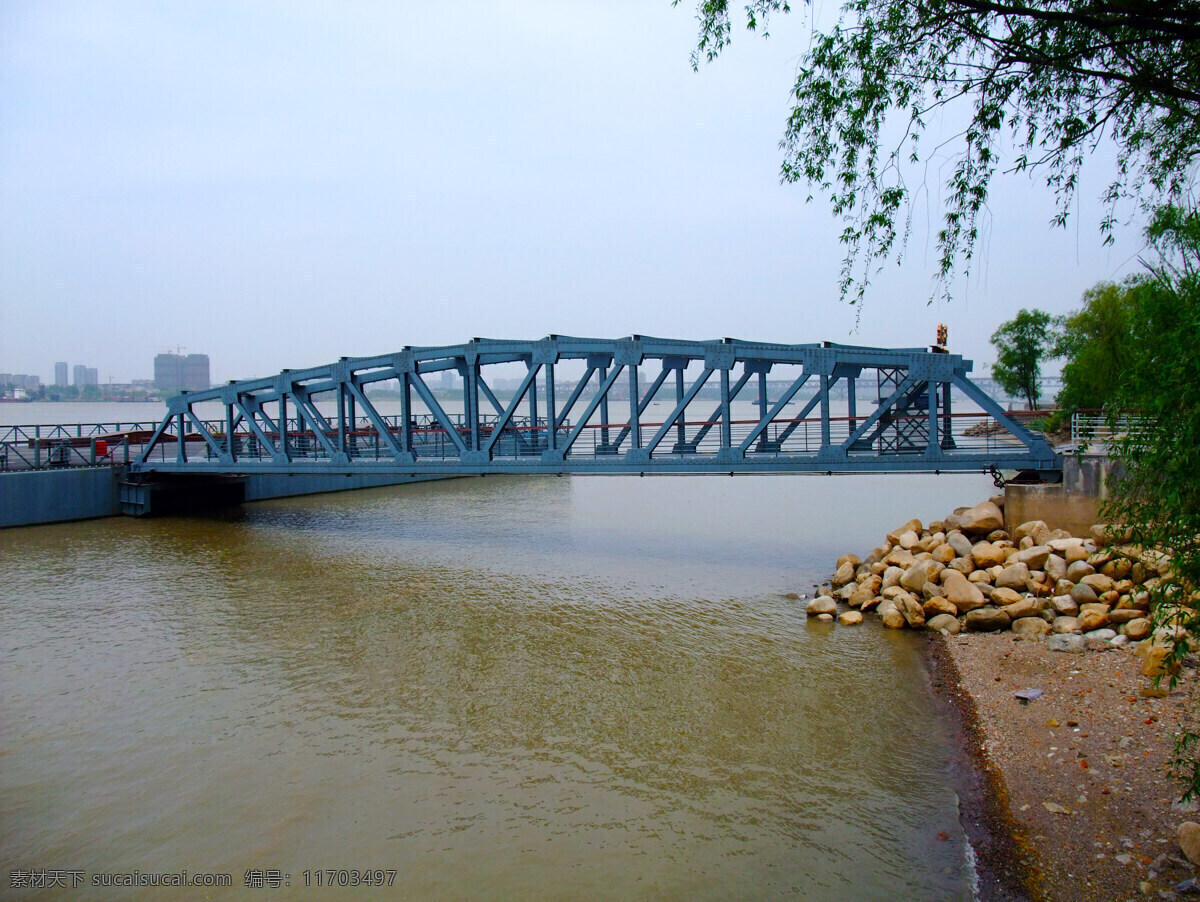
[1053,278,1142,415]
[989,309,1058,409]
[677,0,1200,302]
[1098,207,1200,796]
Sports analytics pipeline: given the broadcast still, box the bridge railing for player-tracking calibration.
[124,408,1041,468]
[1070,411,1144,449]
[0,435,134,473]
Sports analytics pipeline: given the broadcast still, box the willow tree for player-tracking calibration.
[678,0,1200,301]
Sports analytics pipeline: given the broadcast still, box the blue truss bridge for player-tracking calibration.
[128,336,1060,478]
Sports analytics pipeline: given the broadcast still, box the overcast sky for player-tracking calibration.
[1,1,1146,384]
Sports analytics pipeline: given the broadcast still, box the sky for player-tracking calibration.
[0,1,1147,385]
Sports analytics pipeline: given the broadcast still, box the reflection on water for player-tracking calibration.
[1,474,992,899]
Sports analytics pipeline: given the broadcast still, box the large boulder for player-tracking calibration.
[1179,823,1200,867]
[1014,520,1050,543]
[881,566,905,590]
[923,596,958,618]
[1062,543,1090,564]
[1047,634,1088,653]
[1005,596,1045,620]
[965,607,1012,632]
[900,560,944,593]
[848,575,883,608]
[1124,618,1152,641]
[996,562,1032,591]
[947,556,976,575]
[1070,582,1099,605]
[832,561,856,587]
[881,607,907,629]
[1076,609,1109,632]
[1044,554,1068,582]
[921,581,946,601]
[1048,537,1084,553]
[947,532,974,558]
[990,587,1023,606]
[942,570,987,613]
[836,553,862,570]
[847,586,875,609]
[884,548,916,569]
[926,613,962,634]
[886,519,924,545]
[896,595,927,628]
[838,610,864,626]
[960,501,1005,535]
[1081,573,1116,595]
[1066,560,1096,582]
[1012,617,1052,639]
[806,596,838,616]
[1052,616,1079,633]
[1106,609,1144,625]
[932,543,957,564]
[971,541,1008,568]
[1051,595,1080,616]
[1015,545,1053,570]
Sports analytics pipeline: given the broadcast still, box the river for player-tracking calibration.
[2,402,996,899]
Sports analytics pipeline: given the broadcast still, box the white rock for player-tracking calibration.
[806,596,837,616]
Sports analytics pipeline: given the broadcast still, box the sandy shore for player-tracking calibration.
[935,633,1198,901]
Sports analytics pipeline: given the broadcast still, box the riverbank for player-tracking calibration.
[811,496,1200,899]
[947,631,1197,900]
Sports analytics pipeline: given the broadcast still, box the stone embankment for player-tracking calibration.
[808,495,1177,677]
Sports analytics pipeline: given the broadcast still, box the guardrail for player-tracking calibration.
[0,435,134,472]
[1070,411,1142,448]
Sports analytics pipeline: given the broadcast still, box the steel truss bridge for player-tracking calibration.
[129,337,1060,478]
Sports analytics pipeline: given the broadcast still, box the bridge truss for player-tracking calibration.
[130,337,1060,477]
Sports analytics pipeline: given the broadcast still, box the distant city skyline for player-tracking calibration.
[2,351,216,388]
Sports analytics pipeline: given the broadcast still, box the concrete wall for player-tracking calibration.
[0,467,119,528]
[2,468,457,527]
[1004,452,1123,536]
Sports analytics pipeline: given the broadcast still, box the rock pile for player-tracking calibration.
[810,495,1180,674]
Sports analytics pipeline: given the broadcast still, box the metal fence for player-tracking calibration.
[1070,411,1143,448]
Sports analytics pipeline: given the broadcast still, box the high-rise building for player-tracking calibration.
[71,365,97,386]
[154,353,210,392]
[55,362,68,386]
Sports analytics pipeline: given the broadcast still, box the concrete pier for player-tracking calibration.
[1004,451,1122,535]
[1,467,453,528]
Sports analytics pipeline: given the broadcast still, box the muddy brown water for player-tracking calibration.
[2,472,995,899]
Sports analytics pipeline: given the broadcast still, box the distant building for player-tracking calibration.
[154,353,210,392]
[25,374,42,390]
[72,365,97,386]
[0,374,10,387]
[55,362,68,386]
